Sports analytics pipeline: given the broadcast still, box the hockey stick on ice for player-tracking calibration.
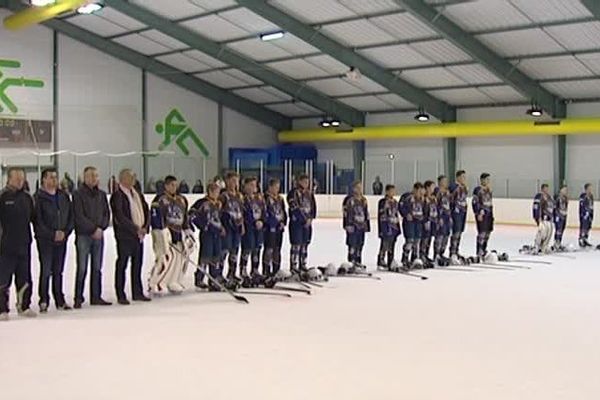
[509,258,552,265]
[274,284,312,295]
[237,289,292,298]
[332,274,382,281]
[170,245,248,304]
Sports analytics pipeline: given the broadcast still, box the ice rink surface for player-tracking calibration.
[1,219,599,400]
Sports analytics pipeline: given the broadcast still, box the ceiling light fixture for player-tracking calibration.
[260,31,285,41]
[526,104,543,117]
[414,108,430,122]
[320,117,340,128]
[77,2,104,14]
[30,0,56,6]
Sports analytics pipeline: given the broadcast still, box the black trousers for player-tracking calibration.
[115,239,144,300]
[0,250,32,313]
[37,241,67,307]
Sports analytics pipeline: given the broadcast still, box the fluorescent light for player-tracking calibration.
[31,0,55,6]
[330,120,341,127]
[77,2,104,14]
[260,31,284,41]
[320,120,331,128]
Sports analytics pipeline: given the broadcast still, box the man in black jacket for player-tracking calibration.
[0,167,37,320]
[73,166,111,308]
[34,168,74,313]
[110,168,150,305]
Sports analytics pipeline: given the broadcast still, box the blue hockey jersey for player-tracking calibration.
[579,192,594,222]
[264,192,287,233]
[472,186,493,218]
[378,195,401,238]
[287,187,316,226]
[342,194,370,232]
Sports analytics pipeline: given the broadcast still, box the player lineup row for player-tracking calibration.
[0,165,592,320]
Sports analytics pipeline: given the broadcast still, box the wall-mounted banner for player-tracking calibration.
[0,118,52,148]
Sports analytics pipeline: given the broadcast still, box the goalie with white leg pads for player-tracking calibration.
[531,184,554,254]
[148,175,191,294]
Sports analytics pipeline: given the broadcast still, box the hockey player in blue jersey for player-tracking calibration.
[578,183,594,248]
[532,183,554,253]
[190,183,225,291]
[400,182,425,269]
[263,178,287,280]
[420,180,438,268]
[472,173,494,258]
[434,175,452,266]
[219,171,245,284]
[148,175,192,294]
[552,185,568,251]
[287,174,316,274]
[343,180,370,268]
[449,170,468,264]
[241,176,266,286]
[377,184,401,270]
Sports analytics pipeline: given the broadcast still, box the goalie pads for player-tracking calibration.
[534,220,553,253]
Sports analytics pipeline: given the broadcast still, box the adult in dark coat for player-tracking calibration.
[34,168,74,313]
[110,168,150,305]
[72,166,111,308]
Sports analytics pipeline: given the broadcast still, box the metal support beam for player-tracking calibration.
[395,0,566,118]
[105,0,365,127]
[553,135,566,192]
[3,1,291,130]
[352,140,365,182]
[443,138,456,179]
[237,0,456,122]
[581,0,600,17]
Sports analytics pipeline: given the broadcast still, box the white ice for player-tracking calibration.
[1,220,599,400]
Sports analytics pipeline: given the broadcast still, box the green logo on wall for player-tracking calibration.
[0,59,44,114]
[155,108,210,157]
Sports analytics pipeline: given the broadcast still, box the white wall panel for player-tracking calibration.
[222,107,277,168]
[57,34,142,187]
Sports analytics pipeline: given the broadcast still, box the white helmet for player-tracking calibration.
[338,262,353,275]
[305,267,323,281]
[321,263,337,276]
[484,252,498,264]
[275,269,292,280]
